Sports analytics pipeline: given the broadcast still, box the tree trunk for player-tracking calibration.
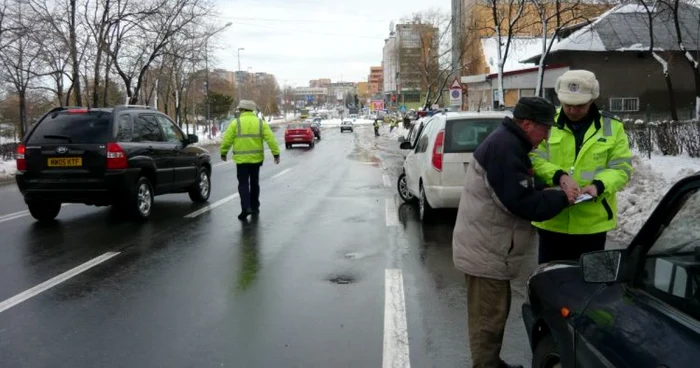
[19,89,27,138]
[69,0,82,106]
[55,72,65,107]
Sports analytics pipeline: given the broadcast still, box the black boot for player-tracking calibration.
[238,209,252,220]
[498,359,523,368]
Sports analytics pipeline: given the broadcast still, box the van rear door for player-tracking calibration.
[441,117,502,186]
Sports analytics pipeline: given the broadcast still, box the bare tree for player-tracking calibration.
[484,0,528,108]
[531,0,598,97]
[658,0,700,119]
[105,0,213,105]
[638,0,679,121]
[0,1,45,137]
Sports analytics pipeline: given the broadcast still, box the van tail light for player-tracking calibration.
[16,144,26,171]
[106,143,128,169]
[432,130,445,172]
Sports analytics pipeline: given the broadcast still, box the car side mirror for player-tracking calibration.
[187,134,199,144]
[581,250,623,283]
[400,141,412,150]
[398,136,406,143]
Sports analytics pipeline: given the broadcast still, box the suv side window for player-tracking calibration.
[156,115,184,143]
[115,114,133,142]
[640,189,700,320]
[133,114,164,142]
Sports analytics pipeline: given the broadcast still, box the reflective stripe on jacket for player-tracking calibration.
[220,111,281,164]
[529,109,633,234]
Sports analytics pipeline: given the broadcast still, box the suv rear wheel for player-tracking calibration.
[130,177,154,220]
[189,167,211,202]
[28,201,61,222]
[532,334,562,368]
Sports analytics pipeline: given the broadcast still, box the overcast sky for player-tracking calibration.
[211,0,450,87]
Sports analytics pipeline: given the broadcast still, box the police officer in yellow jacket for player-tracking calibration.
[220,100,281,220]
[530,70,633,264]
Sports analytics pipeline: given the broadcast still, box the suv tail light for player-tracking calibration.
[432,130,445,172]
[65,108,89,114]
[106,143,127,169]
[16,144,26,171]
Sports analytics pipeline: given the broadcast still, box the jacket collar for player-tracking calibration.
[555,102,602,131]
[502,117,534,151]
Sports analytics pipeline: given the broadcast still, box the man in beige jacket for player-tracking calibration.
[452,97,576,368]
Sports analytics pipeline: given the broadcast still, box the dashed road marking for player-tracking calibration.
[184,193,240,218]
[385,198,399,227]
[271,168,292,179]
[0,251,121,314]
[383,268,411,368]
[0,204,72,225]
[383,173,391,188]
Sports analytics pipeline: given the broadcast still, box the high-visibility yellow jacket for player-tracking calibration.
[530,109,633,234]
[220,112,280,164]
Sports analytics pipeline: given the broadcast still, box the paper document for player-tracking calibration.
[574,193,594,204]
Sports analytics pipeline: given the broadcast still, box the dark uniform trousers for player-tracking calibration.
[236,163,262,211]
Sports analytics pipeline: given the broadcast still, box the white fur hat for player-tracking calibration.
[555,70,600,105]
[237,100,257,111]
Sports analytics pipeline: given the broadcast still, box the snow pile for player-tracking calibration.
[481,37,542,73]
[0,160,16,181]
[609,153,700,245]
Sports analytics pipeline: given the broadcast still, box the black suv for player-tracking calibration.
[15,105,212,221]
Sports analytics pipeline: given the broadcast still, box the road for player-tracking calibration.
[0,123,534,367]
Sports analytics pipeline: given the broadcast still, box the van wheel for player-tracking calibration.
[130,177,154,220]
[532,334,562,368]
[419,184,435,223]
[398,173,416,203]
[28,201,61,222]
[188,167,211,202]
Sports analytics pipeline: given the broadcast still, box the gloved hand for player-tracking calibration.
[220,154,227,162]
[274,156,280,164]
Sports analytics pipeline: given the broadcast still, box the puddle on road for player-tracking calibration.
[328,274,356,285]
[346,146,381,166]
[344,252,365,260]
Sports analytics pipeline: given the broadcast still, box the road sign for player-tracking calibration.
[449,78,462,111]
[399,105,407,112]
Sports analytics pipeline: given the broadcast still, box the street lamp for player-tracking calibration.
[237,47,245,103]
[205,22,233,139]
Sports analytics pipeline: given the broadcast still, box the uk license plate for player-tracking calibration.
[294,138,302,141]
[47,157,82,167]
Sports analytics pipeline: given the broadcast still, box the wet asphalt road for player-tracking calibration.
[0,123,534,367]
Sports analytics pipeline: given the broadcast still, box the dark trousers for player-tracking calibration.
[236,163,261,211]
[537,228,607,264]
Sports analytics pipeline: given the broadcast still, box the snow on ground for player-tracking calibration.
[609,152,700,245]
[0,159,16,182]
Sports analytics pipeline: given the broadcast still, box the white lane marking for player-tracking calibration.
[383,268,411,368]
[383,173,391,187]
[270,168,292,179]
[0,251,121,314]
[385,198,399,227]
[0,204,73,225]
[0,210,29,224]
[213,162,228,168]
[184,193,240,218]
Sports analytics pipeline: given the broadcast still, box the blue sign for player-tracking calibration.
[399,105,407,112]
[307,95,314,102]
[451,90,461,99]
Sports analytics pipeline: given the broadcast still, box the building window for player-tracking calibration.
[519,89,536,98]
[609,97,639,112]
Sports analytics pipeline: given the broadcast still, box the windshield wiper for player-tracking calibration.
[43,135,72,143]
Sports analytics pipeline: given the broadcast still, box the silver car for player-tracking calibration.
[340,121,354,133]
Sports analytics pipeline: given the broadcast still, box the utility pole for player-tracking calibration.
[205,38,211,140]
[237,47,245,104]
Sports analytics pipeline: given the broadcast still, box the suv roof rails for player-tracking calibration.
[113,104,155,113]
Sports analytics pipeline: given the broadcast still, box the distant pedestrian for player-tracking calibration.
[452,97,575,368]
[220,100,281,221]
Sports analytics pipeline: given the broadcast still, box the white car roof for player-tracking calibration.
[444,111,512,120]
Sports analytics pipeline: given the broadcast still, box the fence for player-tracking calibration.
[616,104,696,122]
[624,120,700,158]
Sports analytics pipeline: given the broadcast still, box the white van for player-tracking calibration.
[397,111,512,222]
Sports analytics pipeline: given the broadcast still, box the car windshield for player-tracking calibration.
[27,111,112,144]
[288,123,309,129]
[444,118,502,153]
[648,189,700,256]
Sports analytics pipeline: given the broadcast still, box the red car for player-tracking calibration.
[285,123,316,149]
